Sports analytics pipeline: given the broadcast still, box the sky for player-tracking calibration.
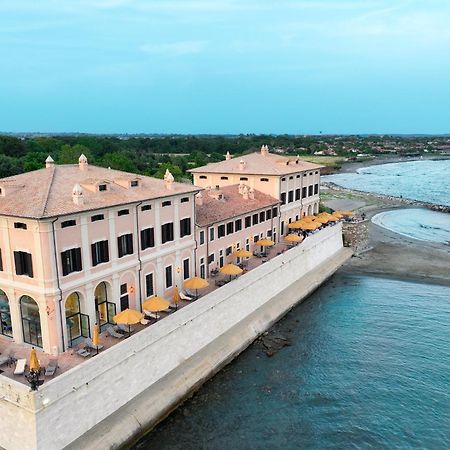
[1,0,450,135]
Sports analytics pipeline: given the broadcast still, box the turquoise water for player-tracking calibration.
[132,274,450,449]
[324,159,450,206]
[372,208,450,244]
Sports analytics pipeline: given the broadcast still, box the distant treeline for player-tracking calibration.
[0,134,440,180]
[0,134,328,180]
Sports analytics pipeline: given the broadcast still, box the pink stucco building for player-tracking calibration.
[189,145,323,235]
[0,146,322,355]
[0,155,199,354]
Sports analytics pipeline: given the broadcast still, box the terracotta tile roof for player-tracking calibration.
[189,149,323,176]
[0,164,200,219]
[195,185,280,227]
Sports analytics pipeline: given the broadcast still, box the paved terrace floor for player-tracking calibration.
[0,226,338,387]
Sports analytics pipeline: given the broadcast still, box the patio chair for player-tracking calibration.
[45,359,58,377]
[116,324,134,334]
[84,337,104,351]
[143,310,158,320]
[14,358,27,375]
[179,291,193,301]
[140,318,150,325]
[76,345,91,357]
[106,326,124,339]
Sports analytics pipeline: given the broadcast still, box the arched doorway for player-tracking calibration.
[65,292,90,347]
[20,295,42,347]
[94,282,115,329]
[0,289,12,337]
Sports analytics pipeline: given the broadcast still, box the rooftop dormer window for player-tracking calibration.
[98,184,107,192]
[130,180,139,187]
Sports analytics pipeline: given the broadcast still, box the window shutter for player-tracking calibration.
[14,251,23,275]
[25,253,33,278]
[127,234,133,254]
[61,251,69,276]
[91,243,98,266]
[75,248,82,271]
[102,240,109,262]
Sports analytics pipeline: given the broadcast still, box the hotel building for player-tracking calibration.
[0,147,321,356]
[0,156,200,354]
[189,145,323,236]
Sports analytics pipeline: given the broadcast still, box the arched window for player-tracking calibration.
[0,289,12,337]
[94,282,115,329]
[66,292,89,347]
[20,295,42,347]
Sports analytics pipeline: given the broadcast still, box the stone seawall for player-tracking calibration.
[0,225,350,450]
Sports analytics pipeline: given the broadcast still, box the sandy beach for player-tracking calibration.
[321,169,450,287]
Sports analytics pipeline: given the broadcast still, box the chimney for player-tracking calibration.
[239,159,246,171]
[72,184,84,205]
[242,185,249,200]
[225,151,232,160]
[78,154,88,171]
[248,187,255,200]
[238,181,245,195]
[195,192,203,206]
[261,145,269,156]
[45,155,54,168]
[164,169,174,190]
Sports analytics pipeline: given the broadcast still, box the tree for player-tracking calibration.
[153,163,183,181]
[0,154,23,178]
[58,144,93,164]
[100,152,137,173]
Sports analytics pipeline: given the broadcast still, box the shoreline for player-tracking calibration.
[321,159,450,287]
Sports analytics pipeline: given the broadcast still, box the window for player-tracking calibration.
[240,177,248,181]
[199,230,205,245]
[273,207,278,217]
[288,191,294,203]
[118,209,129,216]
[14,251,33,277]
[91,214,104,222]
[260,178,269,182]
[118,234,133,258]
[226,222,234,235]
[245,216,251,228]
[120,283,129,311]
[208,253,215,264]
[165,266,173,289]
[145,273,154,297]
[308,185,313,197]
[280,193,286,205]
[131,180,139,187]
[161,223,174,243]
[218,224,225,238]
[266,209,272,220]
[309,172,313,176]
[181,197,189,203]
[0,249,3,271]
[209,227,215,241]
[219,249,224,268]
[289,176,293,180]
[252,214,258,225]
[91,240,109,266]
[141,228,155,250]
[281,177,286,181]
[303,173,307,177]
[162,200,172,207]
[98,184,107,192]
[295,189,300,200]
[245,238,250,251]
[141,204,152,212]
[296,175,300,178]
[253,235,259,243]
[14,222,27,230]
[61,248,82,276]
[226,246,232,256]
[235,219,242,231]
[183,258,190,280]
[302,187,307,198]
[200,258,206,279]
[259,211,265,222]
[267,229,272,237]
[220,176,228,180]
[314,183,319,195]
[315,171,319,174]
[199,175,207,180]
[180,218,191,238]
[61,219,76,228]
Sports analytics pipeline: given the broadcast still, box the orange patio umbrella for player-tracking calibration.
[113,308,144,335]
[184,276,209,299]
[92,322,100,354]
[284,234,303,243]
[29,347,40,372]
[142,296,170,321]
[173,286,181,311]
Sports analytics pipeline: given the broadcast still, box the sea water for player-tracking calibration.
[132,274,450,449]
[372,208,450,245]
[324,159,450,206]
